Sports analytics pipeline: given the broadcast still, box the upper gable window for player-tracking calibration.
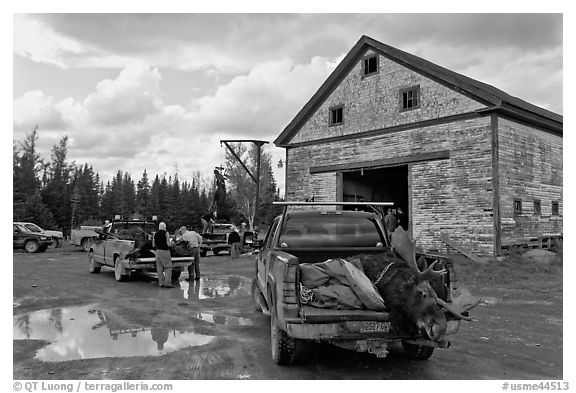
[362,55,378,77]
[329,105,344,126]
[400,85,420,112]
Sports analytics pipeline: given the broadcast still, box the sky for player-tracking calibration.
[12,12,564,195]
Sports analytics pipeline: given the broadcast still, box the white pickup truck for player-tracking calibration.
[88,219,194,282]
[71,226,101,252]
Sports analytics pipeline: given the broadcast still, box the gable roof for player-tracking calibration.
[275,35,563,147]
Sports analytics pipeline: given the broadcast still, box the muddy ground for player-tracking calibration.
[12,244,563,380]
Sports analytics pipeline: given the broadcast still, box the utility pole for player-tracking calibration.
[220,139,268,223]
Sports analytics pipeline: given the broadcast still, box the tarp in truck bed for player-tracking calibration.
[299,258,386,311]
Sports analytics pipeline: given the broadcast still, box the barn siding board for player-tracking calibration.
[498,118,563,241]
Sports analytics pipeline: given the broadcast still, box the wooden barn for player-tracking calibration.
[274,35,563,257]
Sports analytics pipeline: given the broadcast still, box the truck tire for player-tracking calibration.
[80,238,92,252]
[88,251,101,274]
[171,270,182,280]
[114,256,129,282]
[402,342,435,360]
[270,291,297,365]
[24,240,40,253]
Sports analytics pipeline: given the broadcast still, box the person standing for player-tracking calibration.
[384,209,397,239]
[396,207,406,230]
[153,222,174,288]
[228,228,241,259]
[201,211,217,234]
[180,226,203,281]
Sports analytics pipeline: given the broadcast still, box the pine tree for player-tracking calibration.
[41,136,73,232]
[148,175,161,219]
[136,170,150,218]
[13,127,56,227]
[122,172,136,218]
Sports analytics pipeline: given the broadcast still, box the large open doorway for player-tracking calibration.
[341,165,409,229]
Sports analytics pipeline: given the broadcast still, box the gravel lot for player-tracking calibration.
[12,244,563,380]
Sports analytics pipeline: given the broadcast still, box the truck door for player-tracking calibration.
[258,219,280,289]
[90,232,107,265]
[13,224,24,248]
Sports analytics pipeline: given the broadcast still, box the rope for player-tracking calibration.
[374,262,395,286]
[299,283,314,304]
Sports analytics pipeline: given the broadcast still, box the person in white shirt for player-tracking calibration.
[179,226,203,281]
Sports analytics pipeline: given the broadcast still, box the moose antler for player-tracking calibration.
[390,227,446,281]
[436,288,481,322]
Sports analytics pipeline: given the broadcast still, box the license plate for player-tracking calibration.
[360,321,391,333]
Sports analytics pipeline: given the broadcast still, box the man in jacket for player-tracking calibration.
[180,226,203,281]
[153,222,174,288]
[228,228,241,259]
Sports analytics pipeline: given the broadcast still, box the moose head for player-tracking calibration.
[390,227,476,338]
[359,227,476,342]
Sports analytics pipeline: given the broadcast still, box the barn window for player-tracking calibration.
[533,200,541,215]
[513,199,522,215]
[400,85,420,111]
[362,55,378,77]
[552,201,559,216]
[329,105,344,126]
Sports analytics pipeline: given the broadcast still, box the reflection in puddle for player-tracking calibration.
[480,297,554,306]
[179,275,251,300]
[13,305,215,362]
[481,297,499,305]
[194,312,253,326]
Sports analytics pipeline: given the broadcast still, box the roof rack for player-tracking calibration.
[272,201,394,206]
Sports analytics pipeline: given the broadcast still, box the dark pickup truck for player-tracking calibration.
[251,202,467,364]
[88,219,194,282]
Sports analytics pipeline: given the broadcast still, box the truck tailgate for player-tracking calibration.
[300,306,391,323]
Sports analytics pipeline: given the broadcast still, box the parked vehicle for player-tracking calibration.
[71,226,101,252]
[200,223,236,257]
[44,229,64,247]
[88,218,194,282]
[13,222,54,253]
[252,202,475,364]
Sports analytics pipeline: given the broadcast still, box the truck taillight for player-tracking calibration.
[283,262,299,319]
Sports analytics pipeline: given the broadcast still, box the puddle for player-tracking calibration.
[480,297,499,305]
[194,312,253,326]
[479,297,554,307]
[13,305,216,362]
[179,275,251,300]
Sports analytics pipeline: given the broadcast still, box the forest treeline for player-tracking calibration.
[13,128,283,234]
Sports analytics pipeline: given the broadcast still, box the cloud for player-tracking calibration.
[13,90,69,133]
[14,14,85,68]
[84,62,163,126]
[188,56,340,137]
[13,54,336,193]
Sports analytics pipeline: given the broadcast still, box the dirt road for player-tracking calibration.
[13,245,563,380]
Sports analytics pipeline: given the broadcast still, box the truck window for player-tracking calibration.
[265,219,280,249]
[23,223,43,233]
[279,216,383,248]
